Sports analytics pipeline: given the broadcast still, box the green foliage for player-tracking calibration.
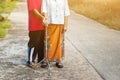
[0,1,17,14]
[0,17,12,38]
[0,17,12,29]
[0,1,18,38]
[0,28,7,38]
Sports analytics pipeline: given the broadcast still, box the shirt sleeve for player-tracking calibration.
[27,0,37,11]
[41,0,47,13]
[64,0,70,16]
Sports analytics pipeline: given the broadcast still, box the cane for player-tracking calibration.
[39,21,52,79]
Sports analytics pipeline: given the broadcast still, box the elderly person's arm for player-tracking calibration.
[64,16,69,32]
[41,0,48,26]
[64,0,70,32]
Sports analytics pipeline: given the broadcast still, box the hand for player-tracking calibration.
[64,27,67,32]
[43,17,48,26]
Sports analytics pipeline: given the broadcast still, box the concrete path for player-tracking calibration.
[67,10,120,80]
[0,1,120,80]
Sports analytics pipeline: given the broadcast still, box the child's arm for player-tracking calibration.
[30,9,44,20]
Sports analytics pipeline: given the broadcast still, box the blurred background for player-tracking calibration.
[68,0,120,30]
[0,0,120,38]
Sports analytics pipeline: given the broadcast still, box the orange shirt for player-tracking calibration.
[27,0,44,31]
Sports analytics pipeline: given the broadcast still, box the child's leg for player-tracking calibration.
[37,30,45,63]
[26,47,35,65]
[32,47,38,63]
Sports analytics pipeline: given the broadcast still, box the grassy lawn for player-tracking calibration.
[68,0,120,30]
[0,0,17,38]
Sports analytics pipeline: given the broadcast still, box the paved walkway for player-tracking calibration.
[67,7,120,80]
[0,1,108,80]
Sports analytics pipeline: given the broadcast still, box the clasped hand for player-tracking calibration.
[43,17,48,27]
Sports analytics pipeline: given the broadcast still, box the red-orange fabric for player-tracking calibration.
[27,0,44,31]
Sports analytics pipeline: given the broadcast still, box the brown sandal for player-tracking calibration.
[56,62,63,68]
[28,62,39,69]
[41,62,48,68]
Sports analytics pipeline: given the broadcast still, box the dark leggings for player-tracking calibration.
[28,30,45,62]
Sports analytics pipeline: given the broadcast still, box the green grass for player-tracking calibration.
[68,0,120,30]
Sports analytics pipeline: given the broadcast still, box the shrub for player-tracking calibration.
[0,28,7,38]
[0,0,17,38]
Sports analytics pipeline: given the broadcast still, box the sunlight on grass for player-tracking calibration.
[68,0,120,30]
